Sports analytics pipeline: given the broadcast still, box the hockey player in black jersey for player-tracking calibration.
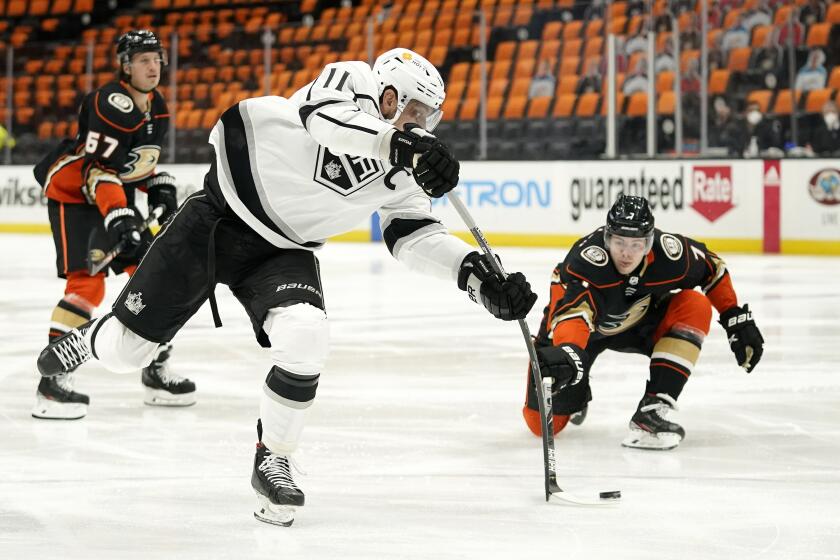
[36,48,537,525]
[31,30,194,419]
[523,194,764,450]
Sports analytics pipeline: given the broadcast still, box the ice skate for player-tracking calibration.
[31,373,90,420]
[141,343,196,406]
[251,442,304,527]
[37,324,92,378]
[622,393,685,450]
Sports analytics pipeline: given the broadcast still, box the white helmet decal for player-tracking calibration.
[372,48,445,130]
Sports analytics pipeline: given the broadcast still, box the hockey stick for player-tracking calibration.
[445,192,621,506]
[88,205,165,276]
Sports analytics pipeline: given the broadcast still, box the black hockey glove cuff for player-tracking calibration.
[535,344,589,393]
[458,252,538,321]
[103,206,143,252]
[413,142,460,198]
[147,172,178,222]
[719,304,764,373]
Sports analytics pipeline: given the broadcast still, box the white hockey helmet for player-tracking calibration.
[373,48,445,131]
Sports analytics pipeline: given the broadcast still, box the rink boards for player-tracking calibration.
[1,158,838,254]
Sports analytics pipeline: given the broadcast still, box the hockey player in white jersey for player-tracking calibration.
[36,48,538,526]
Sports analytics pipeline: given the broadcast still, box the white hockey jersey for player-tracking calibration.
[208,60,472,281]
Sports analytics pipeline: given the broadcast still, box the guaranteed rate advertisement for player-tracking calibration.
[433,160,764,252]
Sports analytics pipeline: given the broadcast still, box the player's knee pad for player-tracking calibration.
[525,368,592,414]
[264,302,329,375]
[65,270,106,308]
[522,407,570,437]
[85,313,160,373]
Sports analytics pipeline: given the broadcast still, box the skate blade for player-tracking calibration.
[143,388,196,407]
[31,396,87,420]
[254,493,296,527]
[621,428,681,450]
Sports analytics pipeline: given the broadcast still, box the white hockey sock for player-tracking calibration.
[85,314,160,373]
[260,388,312,455]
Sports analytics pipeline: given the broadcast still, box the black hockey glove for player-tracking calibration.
[389,127,435,169]
[146,172,178,222]
[457,252,538,321]
[103,206,144,258]
[719,304,764,373]
[535,343,589,393]
[413,142,460,198]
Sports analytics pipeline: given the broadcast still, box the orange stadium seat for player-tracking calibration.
[503,95,527,119]
[805,89,835,113]
[772,89,799,115]
[527,96,551,118]
[576,93,599,117]
[657,91,675,115]
[747,89,773,112]
[806,23,831,48]
[626,92,648,117]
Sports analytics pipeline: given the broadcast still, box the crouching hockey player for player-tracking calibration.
[36,48,538,525]
[523,194,764,450]
[32,30,195,419]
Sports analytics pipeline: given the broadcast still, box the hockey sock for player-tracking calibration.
[648,327,704,400]
[260,366,319,454]
[49,294,94,341]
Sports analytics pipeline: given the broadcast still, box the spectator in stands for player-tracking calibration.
[681,59,701,94]
[655,39,676,74]
[743,0,773,31]
[583,0,606,21]
[734,100,784,157]
[601,37,628,75]
[708,48,725,72]
[775,14,804,47]
[752,31,784,89]
[799,0,826,26]
[709,97,741,151]
[809,100,840,156]
[529,59,556,99]
[627,1,646,16]
[623,58,649,95]
[625,21,650,56]
[680,13,702,50]
[721,14,750,54]
[577,58,602,94]
[794,49,827,92]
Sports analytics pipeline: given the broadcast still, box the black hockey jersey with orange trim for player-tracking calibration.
[535,227,739,349]
[35,81,169,213]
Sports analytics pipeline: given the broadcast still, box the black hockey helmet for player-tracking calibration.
[604,194,655,250]
[116,30,166,67]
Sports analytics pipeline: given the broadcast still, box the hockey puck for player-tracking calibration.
[599,490,621,500]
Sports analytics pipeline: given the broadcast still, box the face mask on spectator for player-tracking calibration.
[825,111,839,130]
[747,110,763,125]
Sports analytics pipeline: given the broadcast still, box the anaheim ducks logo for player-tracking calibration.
[107,93,134,113]
[597,294,652,336]
[660,234,683,261]
[581,245,608,267]
[120,145,160,182]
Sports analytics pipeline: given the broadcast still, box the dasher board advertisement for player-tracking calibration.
[780,160,840,253]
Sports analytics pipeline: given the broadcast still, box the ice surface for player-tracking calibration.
[1,234,839,559]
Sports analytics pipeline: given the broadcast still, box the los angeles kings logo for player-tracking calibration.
[314,146,384,196]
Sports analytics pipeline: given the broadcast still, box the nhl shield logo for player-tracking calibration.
[314,146,385,196]
[124,291,146,315]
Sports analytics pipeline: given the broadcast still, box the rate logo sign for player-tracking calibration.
[808,168,840,206]
[691,165,734,222]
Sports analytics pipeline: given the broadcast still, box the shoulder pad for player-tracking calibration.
[642,230,692,284]
[150,89,169,117]
[562,229,623,288]
[93,82,144,132]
